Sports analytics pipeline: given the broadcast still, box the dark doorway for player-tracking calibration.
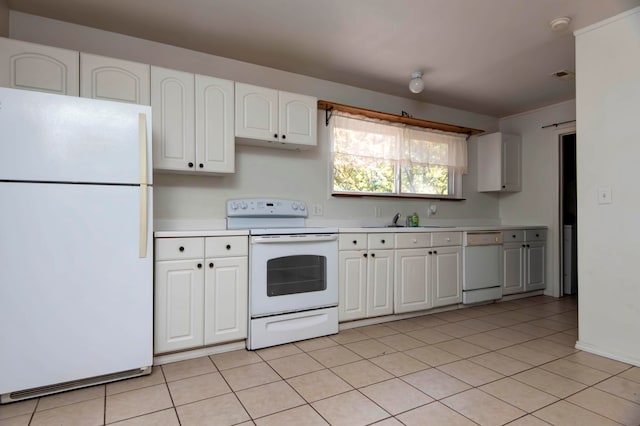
[560,132,577,295]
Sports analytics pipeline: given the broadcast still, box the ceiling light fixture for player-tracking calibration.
[549,17,571,32]
[409,71,424,94]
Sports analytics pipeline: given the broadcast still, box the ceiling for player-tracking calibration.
[7,0,640,117]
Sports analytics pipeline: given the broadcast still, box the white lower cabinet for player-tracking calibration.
[502,229,546,295]
[338,234,393,321]
[154,236,248,354]
[431,246,463,307]
[394,248,431,313]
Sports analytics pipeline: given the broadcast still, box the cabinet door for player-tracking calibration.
[503,243,525,295]
[502,134,522,191]
[204,256,248,345]
[367,250,394,317]
[235,83,278,141]
[338,250,367,321]
[525,242,546,291]
[394,249,430,313]
[195,75,235,173]
[154,259,204,353]
[80,53,150,105]
[432,246,462,307]
[278,90,317,147]
[0,37,79,95]
[151,66,195,171]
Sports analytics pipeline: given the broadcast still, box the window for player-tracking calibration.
[330,112,468,198]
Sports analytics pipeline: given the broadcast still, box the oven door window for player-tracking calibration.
[267,255,326,296]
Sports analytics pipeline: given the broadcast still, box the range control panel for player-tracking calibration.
[226,198,308,218]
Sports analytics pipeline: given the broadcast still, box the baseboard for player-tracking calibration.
[153,341,246,365]
[575,340,640,367]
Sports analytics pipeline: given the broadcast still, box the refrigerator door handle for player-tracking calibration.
[139,113,148,185]
[139,113,149,258]
[139,184,148,258]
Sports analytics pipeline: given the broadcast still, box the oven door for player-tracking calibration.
[250,234,338,317]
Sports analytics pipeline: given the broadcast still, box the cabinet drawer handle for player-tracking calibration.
[188,162,194,168]
[371,253,375,257]
[522,244,526,248]
[433,250,438,254]
[428,251,433,255]
[363,253,368,257]
[197,263,202,269]
[353,240,357,245]
[226,244,231,250]
[381,239,385,244]
[413,239,417,243]
[209,262,214,268]
[179,246,185,252]
[512,235,516,238]
[536,233,540,237]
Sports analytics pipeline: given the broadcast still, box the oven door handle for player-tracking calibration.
[251,235,338,244]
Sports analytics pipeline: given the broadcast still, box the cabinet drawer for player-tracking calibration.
[395,232,431,249]
[339,234,367,250]
[155,237,204,260]
[502,230,525,243]
[368,233,395,249]
[205,236,248,257]
[525,229,546,242]
[432,232,462,247]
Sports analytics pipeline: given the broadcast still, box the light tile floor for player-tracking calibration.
[2,295,640,425]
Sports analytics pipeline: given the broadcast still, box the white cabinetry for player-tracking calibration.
[80,53,150,105]
[477,132,521,192]
[338,234,393,321]
[0,37,79,95]
[151,67,234,174]
[154,236,248,354]
[235,82,317,150]
[395,232,462,313]
[502,229,546,295]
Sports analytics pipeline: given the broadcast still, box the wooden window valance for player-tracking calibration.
[317,100,484,136]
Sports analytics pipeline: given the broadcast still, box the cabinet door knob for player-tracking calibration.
[179,246,185,252]
[363,253,368,257]
[281,134,286,140]
[197,263,202,269]
[536,233,540,237]
[199,163,204,168]
[502,185,506,188]
[381,239,385,244]
[273,133,278,139]
[428,251,433,255]
[188,162,194,168]
[353,240,357,245]
[371,253,376,257]
[522,244,526,248]
[209,262,214,268]
[512,235,516,238]
[433,250,438,254]
[226,244,231,250]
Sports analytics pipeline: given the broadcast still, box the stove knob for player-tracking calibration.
[230,202,238,210]
[241,201,248,209]
[292,203,299,210]
[299,203,306,212]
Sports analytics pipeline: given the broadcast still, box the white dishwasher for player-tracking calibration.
[462,231,503,304]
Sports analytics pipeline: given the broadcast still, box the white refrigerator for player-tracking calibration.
[0,87,153,403]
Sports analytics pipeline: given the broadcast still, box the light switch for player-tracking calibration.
[597,188,612,204]
[312,204,324,216]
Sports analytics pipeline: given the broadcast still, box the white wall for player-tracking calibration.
[573,7,640,366]
[0,0,8,37]
[499,101,576,297]
[9,11,500,229]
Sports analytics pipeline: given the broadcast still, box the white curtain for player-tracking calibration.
[330,111,468,173]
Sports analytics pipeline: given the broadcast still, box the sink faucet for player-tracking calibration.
[392,212,401,226]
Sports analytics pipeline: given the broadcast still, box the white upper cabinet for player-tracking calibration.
[151,67,235,174]
[477,132,522,192]
[195,75,235,174]
[0,37,79,96]
[151,66,196,171]
[80,53,150,105]
[235,82,317,150]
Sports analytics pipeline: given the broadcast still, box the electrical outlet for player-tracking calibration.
[428,204,438,216]
[597,188,612,204]
[312,204,324,216]
[374,207,382,217]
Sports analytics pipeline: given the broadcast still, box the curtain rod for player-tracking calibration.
[541,120,576,129]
